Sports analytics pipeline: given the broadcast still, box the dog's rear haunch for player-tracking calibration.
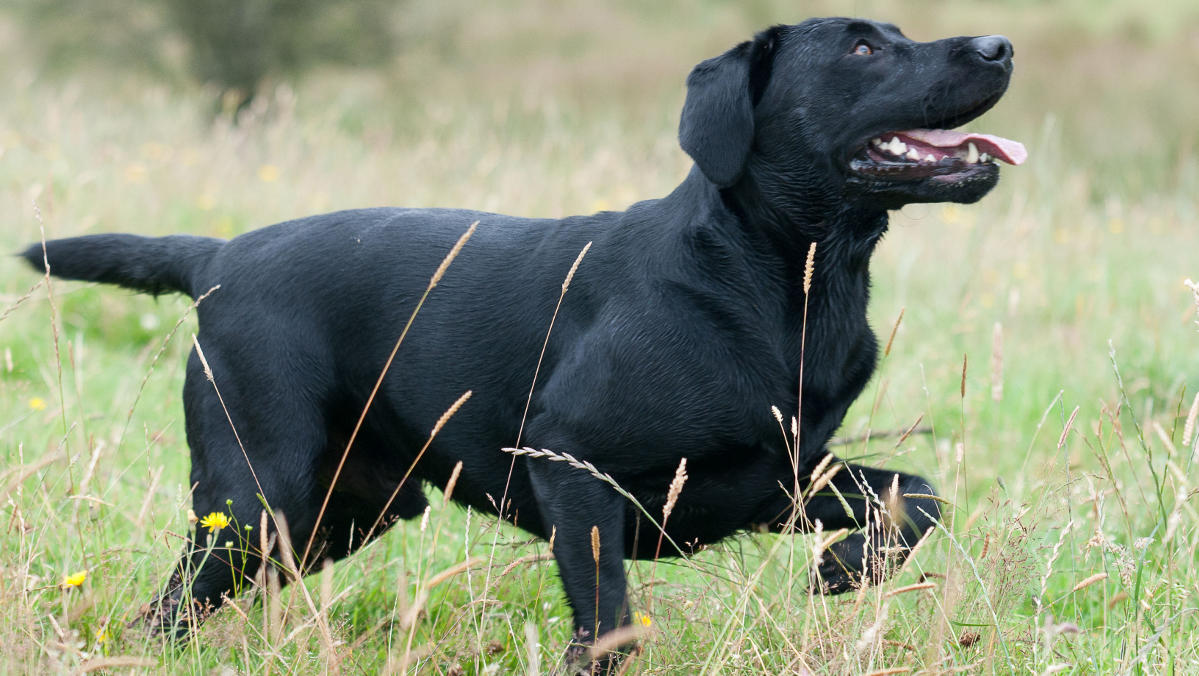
[21,17,1022,673]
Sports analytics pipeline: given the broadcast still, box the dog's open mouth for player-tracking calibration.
[849,128,1027,182]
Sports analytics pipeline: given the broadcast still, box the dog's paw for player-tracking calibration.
[557,627,630,676]
[809,532,905,595]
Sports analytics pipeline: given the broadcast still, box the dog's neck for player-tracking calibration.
[673,167,889,285]
[658,167,884,385]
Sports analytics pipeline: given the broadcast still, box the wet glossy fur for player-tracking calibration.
[20,17,1015,669]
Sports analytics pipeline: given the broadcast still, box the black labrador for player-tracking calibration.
[21,17,1023,670]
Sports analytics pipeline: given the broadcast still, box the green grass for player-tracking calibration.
[2,1,1198,673]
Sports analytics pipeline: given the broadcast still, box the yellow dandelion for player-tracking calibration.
[95,625,111,644]
[633,611,652,628]
[29,397,47,411]
[257,164,280,183]
[61,570,87,589]
[199,511,230,532]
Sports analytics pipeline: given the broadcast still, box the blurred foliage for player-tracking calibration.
[9,0,399,115]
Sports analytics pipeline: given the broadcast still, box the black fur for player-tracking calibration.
[19,17,1015,670]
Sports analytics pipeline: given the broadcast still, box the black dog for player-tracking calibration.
[21,17,1023,669]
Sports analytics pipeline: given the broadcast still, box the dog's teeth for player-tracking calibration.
[966,142,979,164]
[906,148,920,161]
[980,152,991,163]
[924,153,937,164]
[888,137,907,156]
[872,138,884,147]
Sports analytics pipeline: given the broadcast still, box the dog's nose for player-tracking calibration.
[970,35,1012,63]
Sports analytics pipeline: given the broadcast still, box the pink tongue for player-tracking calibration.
[901,129,1027,165]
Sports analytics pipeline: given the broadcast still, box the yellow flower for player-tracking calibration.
[633,611,652,628]
[257,164,280,183]
[61,570,87,589]
[29,397,47,411]
[199,511,230,532]
[95,625,111,644]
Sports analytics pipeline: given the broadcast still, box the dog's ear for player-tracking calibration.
[679,27,779,188]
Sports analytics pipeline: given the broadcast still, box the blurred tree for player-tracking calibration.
[163,0,398,114]
[9,0,399,116]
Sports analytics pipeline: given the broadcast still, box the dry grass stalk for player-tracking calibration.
[503,446,620,492]
[80,657,157,672]
[191,334,269,513]
[591,524,602,640]
[793,243,818,501]
[663,457,688,522]
[883,307,905,358]
[431,390,472,438]
[803,242,817,294]
[901,492,951,505]
[894,526,936,578]
[806,462,842,500]
[1071,572,1108,593]
[524,621,542,676]
[1183,392,1199,447]
[884,581,937,598]
[591,525,601,564]
[401,557,486,629]
[443,460,464,505]
[1057,405,1080,449]
[515,241,593,449]
[563,241,592,293]
[1,451,66,503]
[808,453,834,486]
[829,418,932,448]
[960,352,968,399]
[1152,420,1177,454]
[651,457,689,575]
[117,284,220,453]
[494,552,554,583]
[816,528,850,555]
[272,512,335,654]
[0,277,43,324]
[1037,521,1073,618]
[586,623,652,664]
[430,220,479,286]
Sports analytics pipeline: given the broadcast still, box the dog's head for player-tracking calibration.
[679,18,1025,212]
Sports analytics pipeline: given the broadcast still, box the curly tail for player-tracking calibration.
[19,234,224,298]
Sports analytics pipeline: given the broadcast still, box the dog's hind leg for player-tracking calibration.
[760,460,941,594]
[308,430,430,562]
[143,346,333,638]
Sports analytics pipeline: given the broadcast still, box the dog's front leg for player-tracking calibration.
[757,458,941,594]
[526,454,631,673]
[807,462,941,593]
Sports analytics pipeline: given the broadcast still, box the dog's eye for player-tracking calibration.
[851,40,874,56]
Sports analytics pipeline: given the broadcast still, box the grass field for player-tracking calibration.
[2,1,1198,673]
